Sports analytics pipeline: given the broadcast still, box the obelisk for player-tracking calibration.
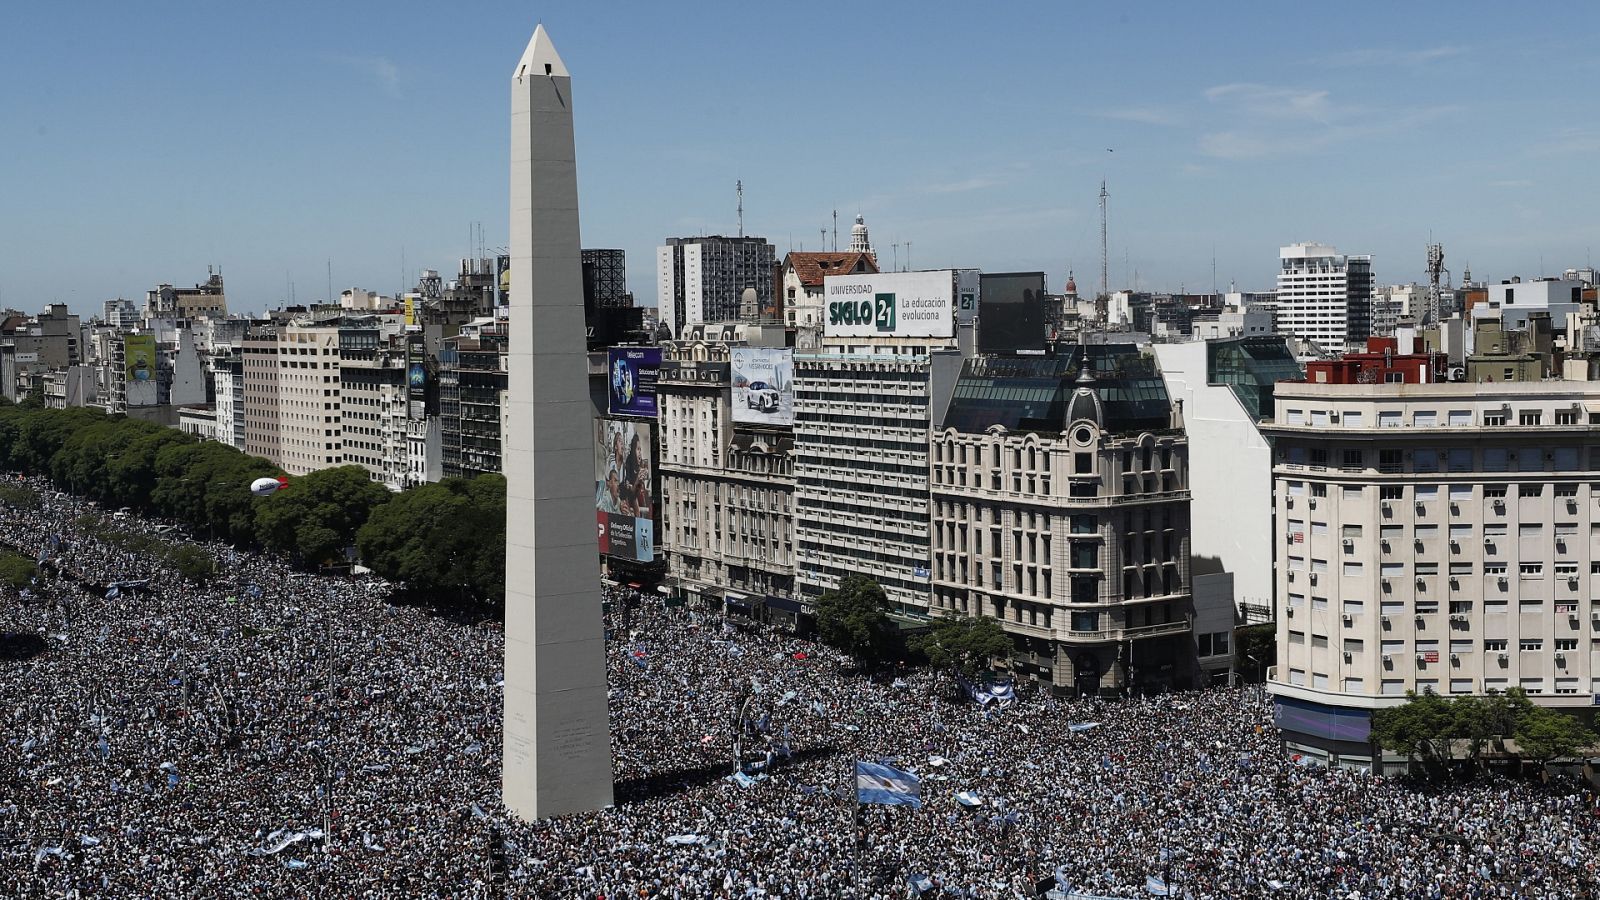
[502,24,614,819]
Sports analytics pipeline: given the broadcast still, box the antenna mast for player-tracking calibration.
[1099,180,1110,299]
[832,210,838,252]
[1425,241,1445,324]
[736,180,744,238]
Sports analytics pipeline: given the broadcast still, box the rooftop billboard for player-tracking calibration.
[730,348,794,426]
[607,347,661,418]
[822,270,954,338]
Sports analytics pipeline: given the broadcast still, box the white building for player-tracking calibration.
[213,357,245,449]
[1275,243,1374,352]
[1155,336,1303,625]
[656,236,776,338]
[1263,380,1600,769]
[275,323,342,476]
[1473,277,1585,332]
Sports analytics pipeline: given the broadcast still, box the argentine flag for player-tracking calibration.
[855,761,921,808]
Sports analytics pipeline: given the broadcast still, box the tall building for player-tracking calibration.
[242,327,282,465]
[656,236,776,338]
[103,298,139,328]
[1275,243,1374,352]
[1155,336,1304,625]
[145,270,228,320]
[931,347,1209,694]
[275,324,343,476]
[501,23,613,820]
[339,320,409,488]
[778,251,879,348]
[440,317,508,479]
[213,355,245,449]
[657,332,796,621]
[581,249,628,307]
[1264,380,1600,770]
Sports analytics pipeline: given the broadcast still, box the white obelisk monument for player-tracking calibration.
[502,24,614,819]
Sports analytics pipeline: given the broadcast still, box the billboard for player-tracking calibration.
[595,417,655,562]
[823,270,954,338]
[978,272,1047,354]
[607,347,661,417]
[730,348,794,426]
[407,362,427,391]
[124,334,157,384]
[497,255,511,307]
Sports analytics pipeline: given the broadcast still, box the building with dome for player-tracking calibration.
[929,345,1226,694]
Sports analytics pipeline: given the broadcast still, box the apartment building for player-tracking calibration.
[242,328,281,465]
[275,324,342,476]
[1264,380,1600,769]
[1275,242,1374,352]
[339,322,408,488]
[931,348,1207,694]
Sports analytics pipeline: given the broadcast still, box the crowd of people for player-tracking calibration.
[3,475,1600,899]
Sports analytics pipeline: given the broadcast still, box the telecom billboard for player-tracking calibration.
[595,417,655,562]
[607,347,661,418]
[822,270,954,338]
[731,348,793,426]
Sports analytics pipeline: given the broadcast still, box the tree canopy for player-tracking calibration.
[356,474,506,604]
[813,574,896,669]
[254,465,392,567]
[1372,688,1595,774]
[912,615,1013,678]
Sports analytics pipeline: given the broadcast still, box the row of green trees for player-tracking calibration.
[1372,688,1598,771]
[0,404,507,605]
[813,573,1012,678]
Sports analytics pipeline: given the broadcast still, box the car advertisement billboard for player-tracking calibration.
[595,417,654,562]
[822,270,954,338]
[730,348,793,426]
[607,347,661,418]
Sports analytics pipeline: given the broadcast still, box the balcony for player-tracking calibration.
[1063,614,1193,643]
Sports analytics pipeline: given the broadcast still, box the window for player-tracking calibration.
[1343,678,1365,692]
[1343,638,1364,652]
[1555,639,1578,651]
[1342,599,1365,614]
[1074,452,1093,474]
[1518,484,1543,498]
[1311,483,1328,498]
[1483,484,1508,498]
[1382,680,1406,696]
[1450,679,1473,694]
[1483,640,1508,652]
[1414,411,1438,427]
[1483,412,1507,427]
[1341,449,1363,470]
[1378,411,1402,428]
[1447,409,1471,426]
[1288,630,1305,645]
[1519,410,1542,426]
[1520,639,1543,652]
[1342,562,1363,576]
[1380,485,1404,500]
[1556,410,1579,426]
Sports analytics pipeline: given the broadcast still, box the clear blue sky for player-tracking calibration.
[3,2,1598,316]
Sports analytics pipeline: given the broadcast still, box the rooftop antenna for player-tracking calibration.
[906,240,912,272]
[1425,241,1445,324]
[892,242,899,272]
[1211,245,1217,297]
[832,209,838,252]
[821,228,827,253]
[736,180,744,238]
[1099,180,1110,300]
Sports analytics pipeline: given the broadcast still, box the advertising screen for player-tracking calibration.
[978,271,1047,354]
[496,255,511,307]
[123,334,157,384]
[822,270,954,338]
[595,417,655,562]
[607,347,661,417]
[730,348,794,426]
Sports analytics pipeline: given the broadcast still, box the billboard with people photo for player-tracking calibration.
[594,417,655,562]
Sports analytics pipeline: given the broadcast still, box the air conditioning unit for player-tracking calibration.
[1343,651,1353,663]
[1497,576,1509,589]
[1285,531,1295,544]
[1416,578,1427,590]
[1449,613,1466,622]
[1450,653,1460,663]
[1286,606,1295,618]
[1308,497,1318,510]
[1381,577,1391,589]
[1381,653,1393,663]
[1449,577,1460,589]
[1415,502,1426,514]
[1415,539,1425,551]
[1591,611,1600,622]
[1285,497,1294,508]
[1342,613,1354,626]
[1569,576,1580,588]
[1380,614,1391,626]
[1342,538,1355,549]
[1492,499,1505,511]
[1416,653,1428,664]
[1309,573,1319,585]
[1555,652,1567,664]
[1450,502,1460,515]
[1498,652,1509,663]
[1483,536,1495,546]
[1288,571,1296,582]
[1381,500,1392,513]
[1449,539,1460,550]
[1415,612,1426,622]
[1567,498,1578,512]
[1380,539,1391,551]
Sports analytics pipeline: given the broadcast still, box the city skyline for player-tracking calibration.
[3,2,1599,316]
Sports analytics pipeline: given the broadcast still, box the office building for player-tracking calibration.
[242,327,282,465]
[656,236,776,338]
[440,317,509,479]
[1264,380,1600,769]
[339,320,409,488]
[275,324,342,476]
[145,270,228,320]
[1275,243,1374,352]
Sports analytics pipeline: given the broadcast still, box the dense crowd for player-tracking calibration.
[3,475,1599,899]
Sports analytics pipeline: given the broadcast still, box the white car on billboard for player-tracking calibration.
[745,381,781,413]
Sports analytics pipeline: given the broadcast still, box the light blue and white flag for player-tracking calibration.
[855,761,921,808]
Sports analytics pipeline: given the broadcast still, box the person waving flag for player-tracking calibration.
[855,761,921,808]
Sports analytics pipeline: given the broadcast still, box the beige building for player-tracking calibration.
[242,328,282,465]
[1264,380,1600,767]
[275,324,343,475]
[931,352,1202,695]
[657,337,797,620]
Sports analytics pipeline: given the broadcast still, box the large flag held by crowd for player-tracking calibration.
[854,761,921,808]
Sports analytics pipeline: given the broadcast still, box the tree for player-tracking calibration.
[813,574,896,670]
[1371,690,1459,769]
[1514,705,1597,766]
[0,551,36,590]
[912,615,1013,678]
[1233,623,1275,682]
[0,482,40,510]
[254,465,391,567]
[356,473,507,606]
[168,544,217,583]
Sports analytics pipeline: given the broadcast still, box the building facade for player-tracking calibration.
[656,236,776,338]
[440,317,508,479]
[242,327,282,465]
[1265,381,1600,769]
[339,322,408,488]
[274,324,342,476]
[1275,243,1374,352]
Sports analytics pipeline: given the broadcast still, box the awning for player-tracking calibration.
[1584,401,1600,415]
[766,595,802,613]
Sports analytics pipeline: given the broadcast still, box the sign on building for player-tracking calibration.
[124,334,158,407]
[607,347,661,417]
[730,348,793,426]
[594,417,654,562]
[823,271,955,338]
